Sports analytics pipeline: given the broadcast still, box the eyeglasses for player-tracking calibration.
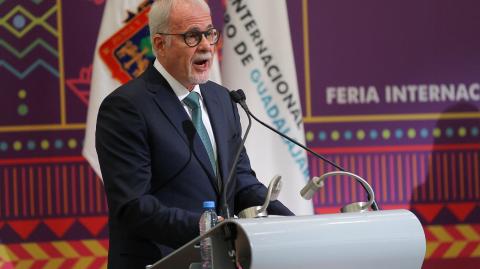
[157,28,220,47]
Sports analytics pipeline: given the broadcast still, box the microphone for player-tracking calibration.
[299,176,324,200]
[221,91,253,219]
[230,90,249,113]
[300,171,375,212]
[230,89,380,211]
[238,175,283,218]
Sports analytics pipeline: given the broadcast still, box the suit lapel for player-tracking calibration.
[200,85,229,194]
[143,65,218,193]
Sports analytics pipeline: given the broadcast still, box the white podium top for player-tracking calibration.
[230,209,425,269]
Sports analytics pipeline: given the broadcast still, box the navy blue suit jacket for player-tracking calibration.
[96,64,293,269]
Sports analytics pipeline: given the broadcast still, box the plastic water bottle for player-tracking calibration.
[199,201,218,269]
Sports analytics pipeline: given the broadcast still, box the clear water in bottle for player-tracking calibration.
[199,201,218,269]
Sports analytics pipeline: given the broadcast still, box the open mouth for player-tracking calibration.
[193,59,209,68]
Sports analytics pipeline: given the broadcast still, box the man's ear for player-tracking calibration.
[153,34,166,56]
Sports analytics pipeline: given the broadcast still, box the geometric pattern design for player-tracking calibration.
[5,225,480,267]
[411,203,480,224]
[0,161,108,221]
[0,217,108,244]
[0,0,65,130]
[425,224,480,259]
[306,126,480,143]
[1,2,107,268]
[0,5,59,79]
[315,203,480,225]
[310,146,480,205]
[0,239,108,269]
[65,65,92,106]
[0,59,59,79]
[0,38,57,59]
[0,5,57,38]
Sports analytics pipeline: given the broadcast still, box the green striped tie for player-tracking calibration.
[183,92,216,174]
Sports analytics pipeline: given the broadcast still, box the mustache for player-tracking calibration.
[192,52,213,62]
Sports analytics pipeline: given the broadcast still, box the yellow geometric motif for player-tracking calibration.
[425,224,480,259]
[0,240,108,269]
[0,5,58,37]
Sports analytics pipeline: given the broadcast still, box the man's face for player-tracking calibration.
[155,2,215,90]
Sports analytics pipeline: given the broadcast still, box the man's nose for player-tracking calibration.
[197,34,212,50]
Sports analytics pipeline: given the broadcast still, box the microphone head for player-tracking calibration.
[236,89,246,101]
[300,181,317,200]
[229,90,243,103]
[300,177,324,200]
[230,89,250,113]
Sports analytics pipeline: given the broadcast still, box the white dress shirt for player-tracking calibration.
[153,59,217,163]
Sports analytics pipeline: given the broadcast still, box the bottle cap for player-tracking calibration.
[203,201,215,209]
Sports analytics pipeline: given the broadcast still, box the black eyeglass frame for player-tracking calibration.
[157,28,220,47]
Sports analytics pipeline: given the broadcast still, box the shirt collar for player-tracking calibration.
[153,59,202,101]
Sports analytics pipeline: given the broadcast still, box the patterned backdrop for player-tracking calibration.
[0,0,108,268]
[1,0,479,268]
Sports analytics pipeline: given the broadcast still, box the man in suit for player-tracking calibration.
[96,0,293,268]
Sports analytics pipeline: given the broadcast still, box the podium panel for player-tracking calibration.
[150,210,426,269]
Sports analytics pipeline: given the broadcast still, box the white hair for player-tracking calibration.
[148,0,211,56]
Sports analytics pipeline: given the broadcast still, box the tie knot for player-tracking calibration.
[183,91,201,110]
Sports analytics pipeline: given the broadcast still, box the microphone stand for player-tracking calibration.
[233,90,380,211]
[219,91,254,268]
[301,171,376,212]
[222,92,253,219]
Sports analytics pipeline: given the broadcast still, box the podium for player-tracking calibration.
[149,209,426,269]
